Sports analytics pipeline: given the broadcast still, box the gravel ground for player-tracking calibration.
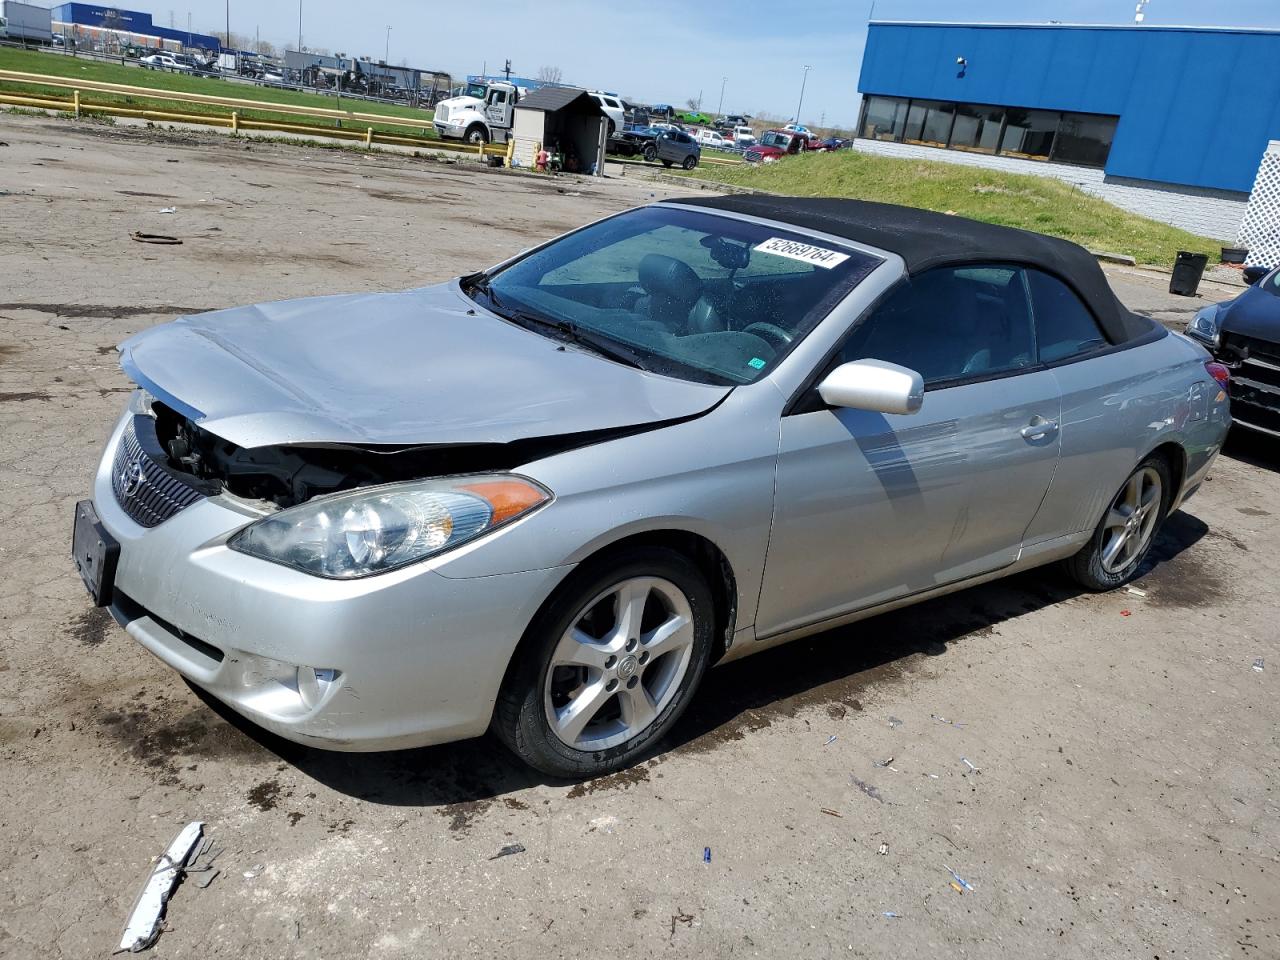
[1,113,1276,960]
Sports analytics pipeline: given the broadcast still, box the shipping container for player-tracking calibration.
[0,1,54,43]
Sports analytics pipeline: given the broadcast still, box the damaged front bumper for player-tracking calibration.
[89,412,569,751]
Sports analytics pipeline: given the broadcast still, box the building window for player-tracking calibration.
[858,95,1117,168]
[1052,112,1118,167]
[861,96,908,142]
[998,108,1059,160]
[949,103,1005,154]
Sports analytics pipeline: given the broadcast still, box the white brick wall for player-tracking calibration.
[852,138,1249,242]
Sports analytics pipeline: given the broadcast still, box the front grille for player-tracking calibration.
[745,150,763,163]
[111,416,206,528]
[1221,332,1280,433]
[436,103,449,123]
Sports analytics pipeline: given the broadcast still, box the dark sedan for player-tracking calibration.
[1187,264,1280,436]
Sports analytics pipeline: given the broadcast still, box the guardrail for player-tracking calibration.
[0,80,507,158]
[0,69,740,169]
[0,68,436,132]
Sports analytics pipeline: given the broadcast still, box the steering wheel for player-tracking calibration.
[742,322,794,350]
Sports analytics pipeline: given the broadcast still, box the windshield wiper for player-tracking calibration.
[463,275,649,371]
[508,310,650,372]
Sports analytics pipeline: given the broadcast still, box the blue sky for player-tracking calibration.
[166,0,1280,127]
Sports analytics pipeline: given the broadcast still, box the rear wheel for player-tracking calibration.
[1064,456,1172,590]
[493,547,714,778]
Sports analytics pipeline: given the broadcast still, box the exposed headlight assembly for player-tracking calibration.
[229,476,551,579]
[1188,304,1222,345]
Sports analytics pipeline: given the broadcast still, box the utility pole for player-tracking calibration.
[794,64,811,125]
[385,25,391,63]
[297,0,302,52]
[503,58,512,81]
[717,76,727,118]
[225,0,230,51]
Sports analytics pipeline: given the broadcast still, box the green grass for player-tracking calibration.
[679,150,1222,266]
[0,46,437,135]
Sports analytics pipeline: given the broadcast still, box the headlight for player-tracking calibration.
[1188,304,1222,344]
[228,475,551,579]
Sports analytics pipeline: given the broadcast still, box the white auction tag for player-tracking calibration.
[753,237,851,269]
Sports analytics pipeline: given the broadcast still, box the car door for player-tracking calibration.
[755,264,1064,638]
[1019,268,1157,545]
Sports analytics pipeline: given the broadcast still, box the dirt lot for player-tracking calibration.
[1,113,1277,960]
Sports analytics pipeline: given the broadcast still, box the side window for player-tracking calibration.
[837,265,1036,386]
[1027,269,1109,363]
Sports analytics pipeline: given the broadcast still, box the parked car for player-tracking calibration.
[589,92,626,137]
[745,129,805,162]
[716,114,751,131]
[608,125,664,157]
[677,110,713,126]
[642,129,700,169]
[1187,263,1280,436]
[820,137,851,150]
[139,54,191,72]
[694,129,730,150]
[733,125,757,146]
[74,198,1229,778]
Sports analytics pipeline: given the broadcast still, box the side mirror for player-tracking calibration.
[818,359,924,415]
[1243,265,1269,286]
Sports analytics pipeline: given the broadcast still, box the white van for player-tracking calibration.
[695,129,730,149]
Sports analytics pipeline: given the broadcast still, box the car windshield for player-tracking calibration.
[465,206,882,386]
[760,132,791,148]
[464,82,488,98]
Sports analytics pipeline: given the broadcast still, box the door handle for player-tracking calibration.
[1020,417,1059,440]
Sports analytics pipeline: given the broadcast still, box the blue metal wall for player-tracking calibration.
[50,4,221,52]
[858,23,1280,193]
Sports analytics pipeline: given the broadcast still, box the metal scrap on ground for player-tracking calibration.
[116,820,204,954]
[488,843,526,861]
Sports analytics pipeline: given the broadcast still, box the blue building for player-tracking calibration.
[857,21,1280,237]
[50,4,221,54]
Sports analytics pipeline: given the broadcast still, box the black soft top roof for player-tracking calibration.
[666,194,1158,344]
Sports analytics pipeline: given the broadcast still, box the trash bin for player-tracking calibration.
[1169,251,1209,296]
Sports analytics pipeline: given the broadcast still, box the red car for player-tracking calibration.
[744,129,807,163]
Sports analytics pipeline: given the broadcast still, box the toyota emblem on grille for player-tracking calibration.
[118,458,145,498]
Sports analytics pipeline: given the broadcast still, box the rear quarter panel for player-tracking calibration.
[1023,332,1228,545]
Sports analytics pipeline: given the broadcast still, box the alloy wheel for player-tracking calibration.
[543,576,695,751]
[1099,466,1163,574]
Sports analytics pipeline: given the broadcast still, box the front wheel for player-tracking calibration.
[493,547,715,778]
[1064,455,1172,590]
[464,124,489,145]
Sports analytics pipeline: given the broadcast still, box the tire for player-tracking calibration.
[642,144,657,163]
[662,159,673,168]
[464,124,489,145]
[493,546,715,779]
[1063,455,1173,591]
[682,154,698,170]
[607,119,616,137]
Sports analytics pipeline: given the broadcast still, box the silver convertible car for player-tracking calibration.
[73,196,1231,778]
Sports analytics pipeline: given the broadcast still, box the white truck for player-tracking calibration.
[433,79,527,145]
[0,1,53,44]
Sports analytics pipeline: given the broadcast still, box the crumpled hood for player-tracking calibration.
[1218,284,1280,343]
[119,281,729,449]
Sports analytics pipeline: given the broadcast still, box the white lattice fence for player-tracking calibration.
[1238,141,1280,267]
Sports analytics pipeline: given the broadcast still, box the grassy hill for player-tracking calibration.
[0,46,437,139]
[680,150,1221,267]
